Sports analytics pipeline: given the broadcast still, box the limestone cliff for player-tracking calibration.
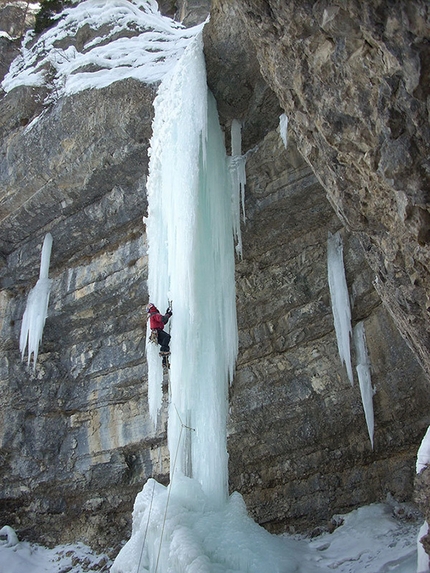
[213,0,430,377]
[0,0,429,555]
[205,0,430,533]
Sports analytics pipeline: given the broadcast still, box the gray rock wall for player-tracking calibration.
[225,0,430,379]
[230,126,430,532]
[0,79,170,552]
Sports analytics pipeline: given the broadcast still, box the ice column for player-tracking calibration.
[19,233,53,370]
[145,33,238,506]
[327,231,354,384]
[229,119,246,257]
[279,113,288,149]
[353,321,374,448]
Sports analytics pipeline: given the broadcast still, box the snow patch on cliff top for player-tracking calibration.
[1,0,203,99]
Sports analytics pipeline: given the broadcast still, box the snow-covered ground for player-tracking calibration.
[0,502,423,572]
[0,538,111,573]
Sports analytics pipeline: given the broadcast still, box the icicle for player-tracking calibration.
[229,119,246,258]
[19,233,53,371]
[279,113,288,149]
[327,231,354,384]
[417,426,430,474]
[353,321,375,448]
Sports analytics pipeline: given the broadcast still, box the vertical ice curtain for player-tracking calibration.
[327,230,353,385]
[19,233,53,370]
[353,321,374,448]
[145,33,238,506]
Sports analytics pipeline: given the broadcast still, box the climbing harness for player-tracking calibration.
[149,329,158,344]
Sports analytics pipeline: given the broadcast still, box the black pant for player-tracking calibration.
[157,330,171,353]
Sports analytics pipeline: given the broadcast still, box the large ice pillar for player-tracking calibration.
[327,231,354,385]
[145,32,237,506]
[19,233,53,370]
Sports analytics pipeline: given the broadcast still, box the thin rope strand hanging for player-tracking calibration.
[154,423,184,573]
[135,478,156,573]
[153,406,196,573]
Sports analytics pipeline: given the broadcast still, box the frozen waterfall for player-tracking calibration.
[19,233,53,370]
[417,426,430,474]
[112,30,319,573]
[144,31,237,505]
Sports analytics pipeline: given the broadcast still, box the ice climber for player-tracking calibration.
[146,302,172,365]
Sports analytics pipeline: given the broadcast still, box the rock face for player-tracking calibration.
[0,0,429,556]
[229,126,430,533]
[205,0,430,528]
[0,0,37,84]
[0,78,170,551]
[216,0,430,379]
[158,0,210,25]
[203,2,282,153]
[0,0,36,41]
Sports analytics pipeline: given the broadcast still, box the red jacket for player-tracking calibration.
[148,306,171,330]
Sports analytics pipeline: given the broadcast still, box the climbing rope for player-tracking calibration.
[134,405,195,573]
[154,405,195,573]
[173,403,196,432]
[154,423,183,573]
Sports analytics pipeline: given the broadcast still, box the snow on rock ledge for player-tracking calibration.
[2,0,203,101]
